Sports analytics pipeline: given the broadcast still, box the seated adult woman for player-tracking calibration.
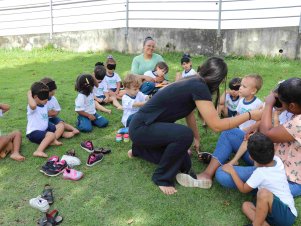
[128,57,261,195]
[178,78,301,197]
[131,36,165,83]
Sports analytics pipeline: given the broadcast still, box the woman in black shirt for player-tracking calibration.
[129,57,261,195]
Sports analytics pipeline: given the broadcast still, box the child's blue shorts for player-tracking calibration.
[26,122,56,144]
[266,195,296,226]
[49,116,63,125]
[110,88,117,92]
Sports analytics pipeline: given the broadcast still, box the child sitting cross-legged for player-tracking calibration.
[75,74,109,132]
[26,82,64,158]
[40,77,80,138]
[222,132,297,226]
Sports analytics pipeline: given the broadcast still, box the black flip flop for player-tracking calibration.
[41,184,54,205]
[198,152,212,164]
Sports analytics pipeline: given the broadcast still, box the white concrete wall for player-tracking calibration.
[0,0,300,36]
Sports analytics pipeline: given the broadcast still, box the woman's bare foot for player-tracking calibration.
[51,140,63,146]
[159,186,177,195]
[33,151,48,158]
[10,153,25,161]
[128,149,133,158]
[72,129,80,135]
[62,131,75,139]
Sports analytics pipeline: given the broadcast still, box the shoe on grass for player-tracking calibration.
[176,173,212,189]
[61,155,81,167]
[86,152,104,166]
[40,160,68,177]
[63,168,83,181]
[80,140,94,153]
[29,195,50,212]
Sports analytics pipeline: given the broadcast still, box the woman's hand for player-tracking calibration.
[222,164,235,175]
[265,92,277,106]
[88,114,96,121]
[193,137,200,153]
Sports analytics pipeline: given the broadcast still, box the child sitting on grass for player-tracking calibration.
[0,103,24,161]
[40,77,80,138]
[26,82,64,158]
[141,61,169,95]
[175,53,196,81]
[104,55,123,104]
[121,74,148,128]
[75,74,109,132]
[222,132,297,226]
[93,62,122,113]
[218,77,241,117]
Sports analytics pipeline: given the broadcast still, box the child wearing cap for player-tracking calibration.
[26,82,64,158]
[175,53,197,81]
[218,77,241,117]
[40,77,80,138]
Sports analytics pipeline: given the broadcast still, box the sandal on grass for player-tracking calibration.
[198,152,212,164]
[94,147,111,155]
[46,209,63,225]
[41,184,54,205]
[66,149,76,156]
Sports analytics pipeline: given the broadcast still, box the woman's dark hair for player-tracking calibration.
[248,132,274,164]
[278,77,301,106]
[197,57,228,108]
[94,62,106,80]
[75,74,94,96]
[143,36,154,46]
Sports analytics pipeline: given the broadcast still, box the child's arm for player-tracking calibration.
[76,111,96,121]
[27,90,37,110]
[228,140,248,165]
[132,101,146,108]
[0,103,10,113]
[115,82,121,94]
[222,164,253,193]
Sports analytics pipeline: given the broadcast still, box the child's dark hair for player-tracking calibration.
[94,62,106,80]
[106,55,116,65]
[244,74,263,92]
[278,77,301,106]
[75,74,94,96]
[248,132,274,164]
[143,36,154,46]
[31,82,49,98]
[229,77,241,90]
[123,74,142,89]
[181,53,191,64]
[154,61,169,74]
[40,77,57,92]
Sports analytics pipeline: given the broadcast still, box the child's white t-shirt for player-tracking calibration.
[279,110,293,125]
[225,93,240,112]
[236,97,262,130]
[75,93,96,115]
[104,73,121,89]
[93,80,108,97]
[46,96,61,118]
[246,156,297,217]
[121,91,148,127]
[26,105,49,134]
[144,70,157,79]
[182,68,196,78]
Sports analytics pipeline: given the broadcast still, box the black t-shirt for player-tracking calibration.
[138,76,212,125]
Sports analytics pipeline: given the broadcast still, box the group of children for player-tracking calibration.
[1,53,298,225]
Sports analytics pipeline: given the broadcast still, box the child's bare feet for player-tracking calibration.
[105,109,112,114]
[72,129,80,135]
[117,106,123,110]
[33,151,48,158]
[159,186,177,195]
[128,149,133,158]
[51,140,63,146]
[10,153,25,161]
[62,131,75,139]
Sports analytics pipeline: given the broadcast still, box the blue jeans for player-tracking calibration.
[77,113,108,132]
[214,129,301,197]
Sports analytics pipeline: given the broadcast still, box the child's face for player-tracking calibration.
[125,85,140,97]
[34,96,48,106]
[49,89,56,97]
[229,89,239,98]
[106,64,116,74]
[181,62,192,71]
[156,67,167,78]
[239,78,257,98]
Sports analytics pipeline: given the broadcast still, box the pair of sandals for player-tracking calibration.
[197,151,212,164]
[37,185,63,226]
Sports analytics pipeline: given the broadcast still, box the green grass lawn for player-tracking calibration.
[0,48,300,226]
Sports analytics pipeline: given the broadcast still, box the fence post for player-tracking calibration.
[124,0,129,52]
[49,0,53,40]
[217,0,222,38]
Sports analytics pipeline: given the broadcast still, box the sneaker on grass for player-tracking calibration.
[63,168,83,181]
[86,152,104,167]
[176,173,212,189]
[61,155,81,167]
[29,196,50,212]
[80,140,94,153]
